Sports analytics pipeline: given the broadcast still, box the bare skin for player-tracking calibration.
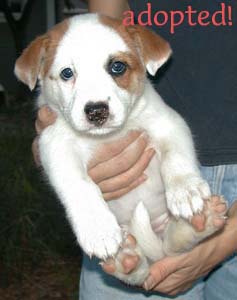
[88,0,130,19]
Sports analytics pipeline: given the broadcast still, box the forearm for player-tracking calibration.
[196,202,237,276]
[87,0,129,18]
[142,201,237,294]
[217,202,237,258]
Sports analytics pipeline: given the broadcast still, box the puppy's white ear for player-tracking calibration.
[14,35,47,90]
[127,26,172,76]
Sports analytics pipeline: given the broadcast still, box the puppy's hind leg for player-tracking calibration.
[130,202,165,262]
[110,233,150,286]
[110,202,165,286]
[163,195,228,256]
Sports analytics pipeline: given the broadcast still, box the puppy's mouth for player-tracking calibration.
[84,114,126,136]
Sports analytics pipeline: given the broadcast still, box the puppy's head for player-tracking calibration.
[15,14,171,135]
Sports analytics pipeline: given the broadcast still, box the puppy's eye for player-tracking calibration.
[109,61,127,76]
[60,68,74,81]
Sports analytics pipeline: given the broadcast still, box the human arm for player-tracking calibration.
[87,0,129,18]
[143,201,237,295]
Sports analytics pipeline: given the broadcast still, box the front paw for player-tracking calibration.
[166,175,211,219]
[79,213,122,260]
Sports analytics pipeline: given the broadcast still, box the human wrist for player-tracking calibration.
[217,205,237,256]
[88,0,129,19]
[196,204,237,271]
[226,201,237,252]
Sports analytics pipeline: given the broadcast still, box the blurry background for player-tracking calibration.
[0,1,89,299]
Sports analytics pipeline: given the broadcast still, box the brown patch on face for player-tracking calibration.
[126,25,171,69]
[43,19,69,76]
[100,15,142,61]
[100,15,171,76]
[15,19,69,90]
[100,15,146,94]
[107,51,145,94]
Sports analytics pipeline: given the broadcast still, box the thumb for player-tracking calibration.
[143,256,179,290]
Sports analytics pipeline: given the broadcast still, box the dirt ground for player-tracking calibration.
[0,102,82,300]
[0,257,81,300]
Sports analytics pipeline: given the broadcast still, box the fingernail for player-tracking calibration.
[140,132,149,141]
[143,275,155,290]
[147,148,156,157]
[140,174,148,181]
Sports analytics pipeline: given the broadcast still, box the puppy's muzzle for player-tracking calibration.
[84,101,109,127]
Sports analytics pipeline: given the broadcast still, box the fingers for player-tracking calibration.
[228,200,237,218]
[35,105,57,134]
[98,148,155,193]
[154,280,194,296]
[143,256,180,291]
[88,131,144,169]
[33,106,56,166]
[88,133,150,183]
[32,136,41,166]
[103,174,147,201]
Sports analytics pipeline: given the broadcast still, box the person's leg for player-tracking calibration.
[201,165,237,300]
[79,255,204,300]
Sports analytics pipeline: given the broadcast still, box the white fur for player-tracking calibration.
[16,14,217,285]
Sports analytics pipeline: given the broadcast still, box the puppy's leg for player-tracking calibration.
[146,107,211,220]
[109,233,150,286]
[105,203,164,286]
[163,196,228,256]
[39,121,122,259]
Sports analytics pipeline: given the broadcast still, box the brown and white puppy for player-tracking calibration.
[15,14,227,285]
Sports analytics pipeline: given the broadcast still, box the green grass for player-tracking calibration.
[0,102,81,297]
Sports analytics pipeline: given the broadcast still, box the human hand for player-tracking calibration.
[88,0,129,19]
[32,105,155,200]
[142,200,237,296]
[32,106,57,166]
[102,197,234,293]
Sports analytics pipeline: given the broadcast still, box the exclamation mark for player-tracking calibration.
[228,5,233,26]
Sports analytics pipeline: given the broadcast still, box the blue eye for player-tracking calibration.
[60,68,74,80]
[109,61,127,76]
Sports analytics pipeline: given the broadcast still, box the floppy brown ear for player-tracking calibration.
[127,26,172,76]
[14,35,47,90]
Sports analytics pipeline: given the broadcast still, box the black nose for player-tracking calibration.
[84,101,109,126]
